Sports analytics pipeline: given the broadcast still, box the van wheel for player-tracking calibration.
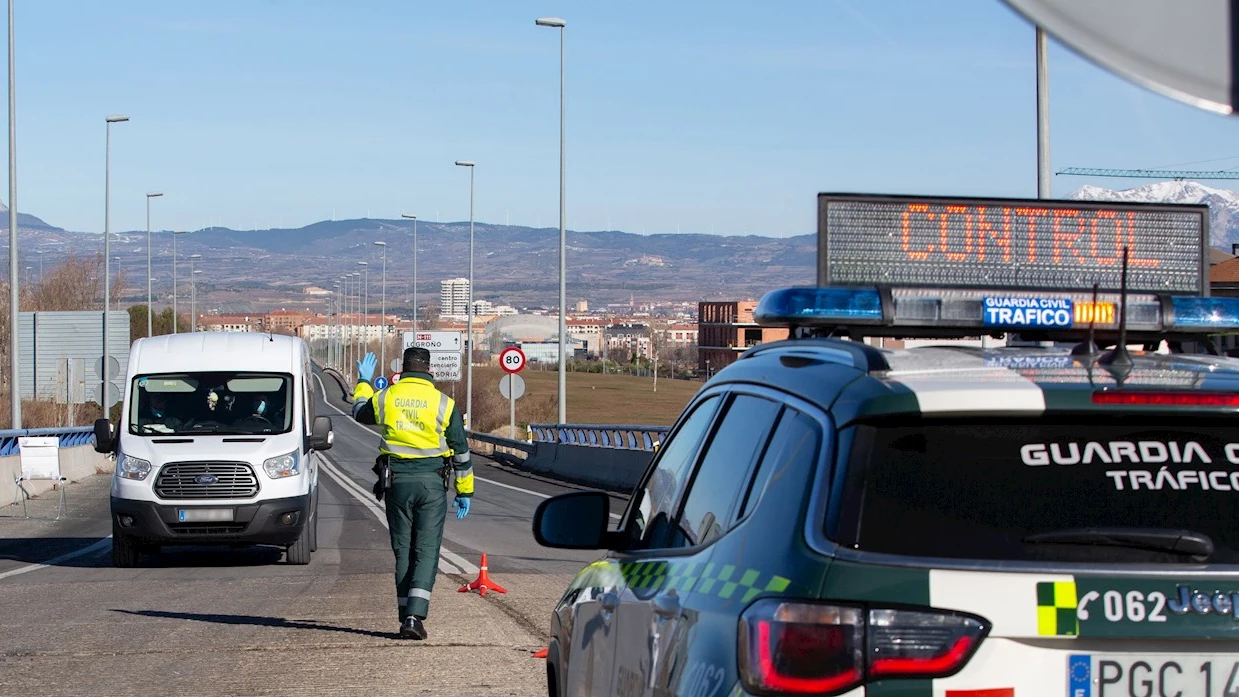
[112,530,140,568]
[286,522,311,565]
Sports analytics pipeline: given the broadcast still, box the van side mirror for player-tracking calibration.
[310,416,334,451]
[532,491,615,550]
[93,418,115,454]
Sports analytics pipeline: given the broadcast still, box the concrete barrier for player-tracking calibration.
[1,446,112,510]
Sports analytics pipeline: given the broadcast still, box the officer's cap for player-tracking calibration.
[403,346,431,368]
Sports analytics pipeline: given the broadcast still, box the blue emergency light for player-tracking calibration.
[754,286,1239,336]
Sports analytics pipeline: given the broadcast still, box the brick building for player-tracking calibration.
[697,300,788,375]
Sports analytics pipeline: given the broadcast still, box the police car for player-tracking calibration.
[532,194,1239,697]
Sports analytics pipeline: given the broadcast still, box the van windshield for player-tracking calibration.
[832,416,1239,564]
[129,372,294,436]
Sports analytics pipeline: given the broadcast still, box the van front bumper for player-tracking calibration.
[110,494,311,547]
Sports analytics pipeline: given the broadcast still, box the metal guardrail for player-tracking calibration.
[0,426,95,456]
[528,423,669,452]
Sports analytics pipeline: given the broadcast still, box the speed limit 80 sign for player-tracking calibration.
[499,346,527,374]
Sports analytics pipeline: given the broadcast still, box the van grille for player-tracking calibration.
[155,462,259,499]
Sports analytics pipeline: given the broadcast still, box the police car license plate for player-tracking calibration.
[1069,653,1239,696]
[178,508,234,522]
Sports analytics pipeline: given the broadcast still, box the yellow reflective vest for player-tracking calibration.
[353,376,474,497]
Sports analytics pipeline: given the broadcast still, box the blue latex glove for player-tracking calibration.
[357,352,378,384]
[454,496,471,520]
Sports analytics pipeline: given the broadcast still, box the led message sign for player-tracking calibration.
[817,194,1209,295]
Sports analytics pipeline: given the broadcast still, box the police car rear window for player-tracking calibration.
[835,417,1239,564]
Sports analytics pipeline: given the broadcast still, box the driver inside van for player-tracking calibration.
[138,392,184,432]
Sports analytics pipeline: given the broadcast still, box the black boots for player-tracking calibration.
[399,616,427,640]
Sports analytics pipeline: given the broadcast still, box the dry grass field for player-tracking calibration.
[441,365,703,434]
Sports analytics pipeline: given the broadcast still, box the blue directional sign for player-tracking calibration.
[373,376,389,390]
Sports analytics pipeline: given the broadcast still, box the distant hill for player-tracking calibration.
[0,201,60,230]
[76,219,818,308]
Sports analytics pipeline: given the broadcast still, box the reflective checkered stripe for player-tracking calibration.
[619,561,792,604]
[566,559,793,606]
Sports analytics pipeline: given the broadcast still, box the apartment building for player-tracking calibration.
[697,300,788,374]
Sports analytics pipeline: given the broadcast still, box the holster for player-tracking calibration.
[372,455,393,502]
[435,458,455,491]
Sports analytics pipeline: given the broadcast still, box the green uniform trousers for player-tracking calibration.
[385,469,447,621]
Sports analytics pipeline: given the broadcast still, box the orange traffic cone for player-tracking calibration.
[532,647,549,659]
[458,553,507,596]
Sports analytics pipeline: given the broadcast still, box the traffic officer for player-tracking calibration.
[351,346,474,640]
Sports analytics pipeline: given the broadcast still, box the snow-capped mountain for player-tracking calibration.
[1069,181,1239,251]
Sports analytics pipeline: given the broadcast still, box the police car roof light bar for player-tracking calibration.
[1098,247,1134,370]
[756,286,1239,342]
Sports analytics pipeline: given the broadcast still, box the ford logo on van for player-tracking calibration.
[194,474,219,485]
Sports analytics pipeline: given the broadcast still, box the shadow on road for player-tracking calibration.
[0,537,110,568]
[112,609,399,640]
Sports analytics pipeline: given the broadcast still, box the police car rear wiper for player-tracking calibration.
[1022,527,1214,560]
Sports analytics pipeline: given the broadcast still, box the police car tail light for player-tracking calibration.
[738,601,864,695]
[1091,391,1239,407]
[866,608,988,678]
[739,601,990,695]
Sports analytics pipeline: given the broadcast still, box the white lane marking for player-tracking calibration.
[314,377,477,575]
[318,457,468,575]
[0,536,113,581]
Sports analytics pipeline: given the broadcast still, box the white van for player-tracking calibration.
[94,332,333,567]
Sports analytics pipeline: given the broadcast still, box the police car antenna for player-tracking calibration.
[1070,282,1101,357]
[1098,246,1134,371]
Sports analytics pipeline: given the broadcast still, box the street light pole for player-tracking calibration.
[536,16,568,425]
[1036,26,1051,198]
[401,214,417,332]
[374,241,387,374]
[172,230,185,333]
[351,271,360,362]
[7,0,18,427]
[188,254,200,331]
[102,114,129,418]
[455,160,475,430]
[358,260,369,359]
[145,191,162,337]
[192,269,201,331]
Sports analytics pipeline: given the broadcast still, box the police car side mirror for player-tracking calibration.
[93,418,115,454]
[309,416,334,451]
[533,491,615,550]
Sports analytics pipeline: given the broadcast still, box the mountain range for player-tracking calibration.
[1069,180,1239,252]
[5,179,1238,312]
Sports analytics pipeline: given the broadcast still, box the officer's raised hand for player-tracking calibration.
[357,352,378,384]
[453,496,470,520]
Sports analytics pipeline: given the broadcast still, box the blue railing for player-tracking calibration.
[528,423,670,452]
[0,426,95,456]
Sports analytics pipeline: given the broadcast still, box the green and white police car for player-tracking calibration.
[534,194,1239,697]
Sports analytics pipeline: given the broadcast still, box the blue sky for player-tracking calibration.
[7,0,1239,237]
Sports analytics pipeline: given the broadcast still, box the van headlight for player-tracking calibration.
[263,451,300,479]
[117,454,152,480]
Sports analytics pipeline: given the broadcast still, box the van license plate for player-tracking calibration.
[178,508,234,522]
[1070,653,1239,696]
